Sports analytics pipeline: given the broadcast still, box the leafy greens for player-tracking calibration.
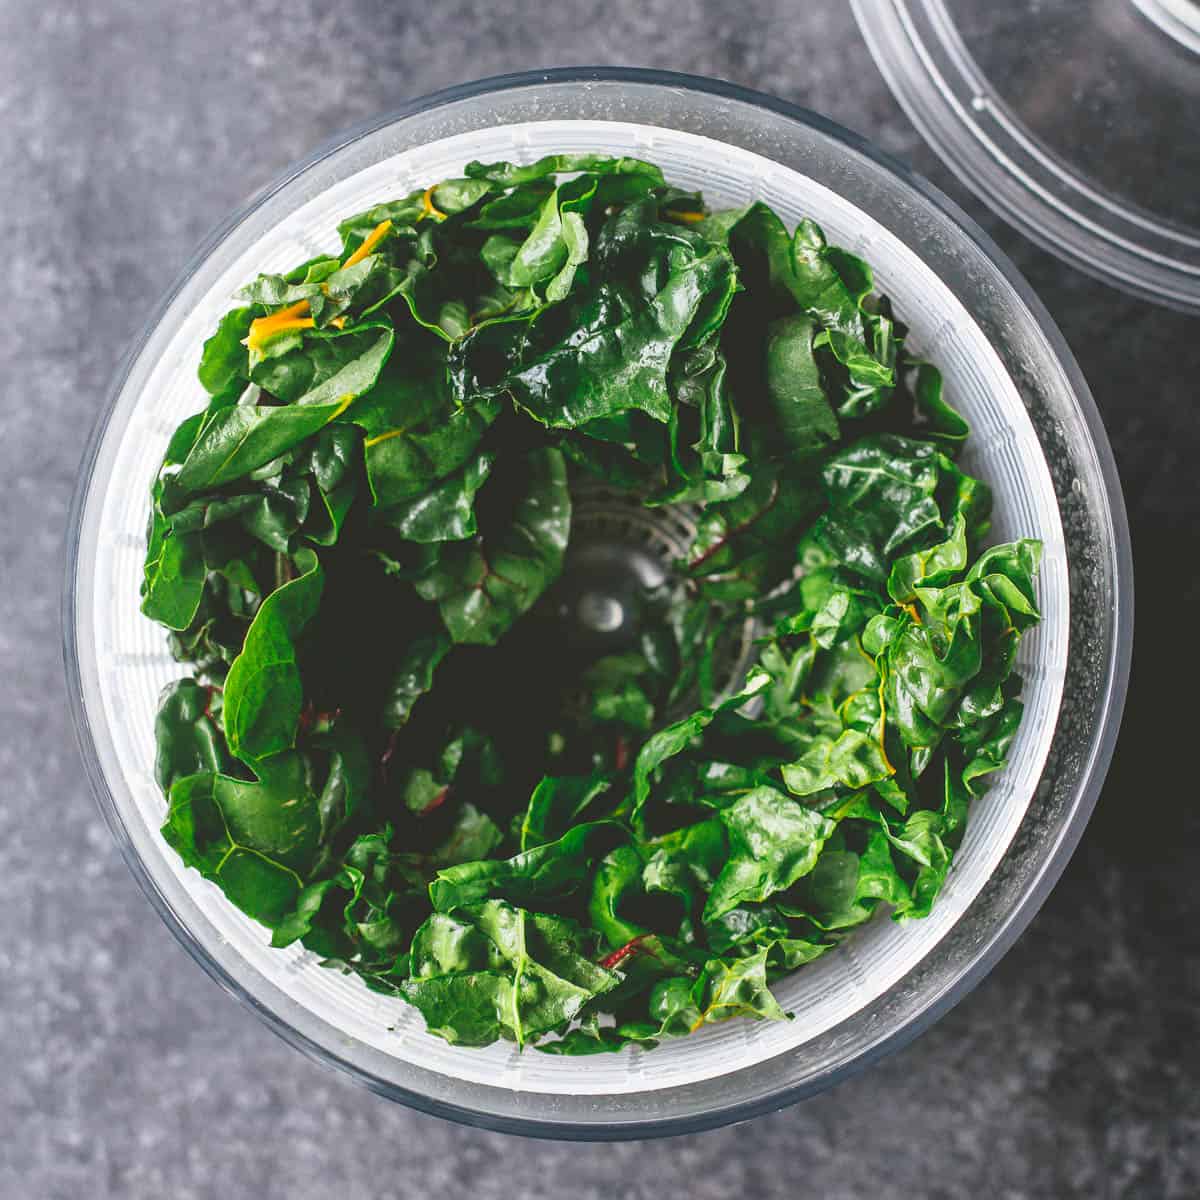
[142,153,1042,1054]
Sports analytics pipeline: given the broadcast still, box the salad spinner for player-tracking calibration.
[65,69,1131,1138]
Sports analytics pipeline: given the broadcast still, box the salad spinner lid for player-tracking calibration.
[851,0,1200,311]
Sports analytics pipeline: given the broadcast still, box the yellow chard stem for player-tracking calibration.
[419,186,447,222]
[342,218,393,268]
[245,300,314,351]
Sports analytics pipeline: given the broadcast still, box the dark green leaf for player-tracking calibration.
[249,325,394,406]
[381,633,452,729]
[378,450,494,542]
[705,787,837,920]
[141,512,206,630]
[631,669,769,821]
[763,314,839,456]
[161,753,321,926]
[198,307,255,395]
[691,947,787,1026]
[464,154,664,187]
[406,901,619,1046]
[521,774,612,851]
[413,447,571,644]
[429,821,626,913]
[172,402,351,497]
[153,678,228,793]
[781,729,893,797]
[589,845,649,949]
[222,547,322,762]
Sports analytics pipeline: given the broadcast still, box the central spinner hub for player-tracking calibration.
[555,538,672,655]
[547,480,760,709]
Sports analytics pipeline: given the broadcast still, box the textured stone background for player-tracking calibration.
[3,1,1198,1196]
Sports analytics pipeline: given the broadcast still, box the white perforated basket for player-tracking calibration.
[66,71,1129,1139]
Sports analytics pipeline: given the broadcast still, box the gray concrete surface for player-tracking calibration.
[2,1,1197,1196]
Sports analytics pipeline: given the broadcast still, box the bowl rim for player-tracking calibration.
[63,66,1133,1139]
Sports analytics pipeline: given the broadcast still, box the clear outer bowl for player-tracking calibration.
[64,69,1132,1139]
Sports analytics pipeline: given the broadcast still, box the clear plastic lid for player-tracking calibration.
[852,0,1200,310]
